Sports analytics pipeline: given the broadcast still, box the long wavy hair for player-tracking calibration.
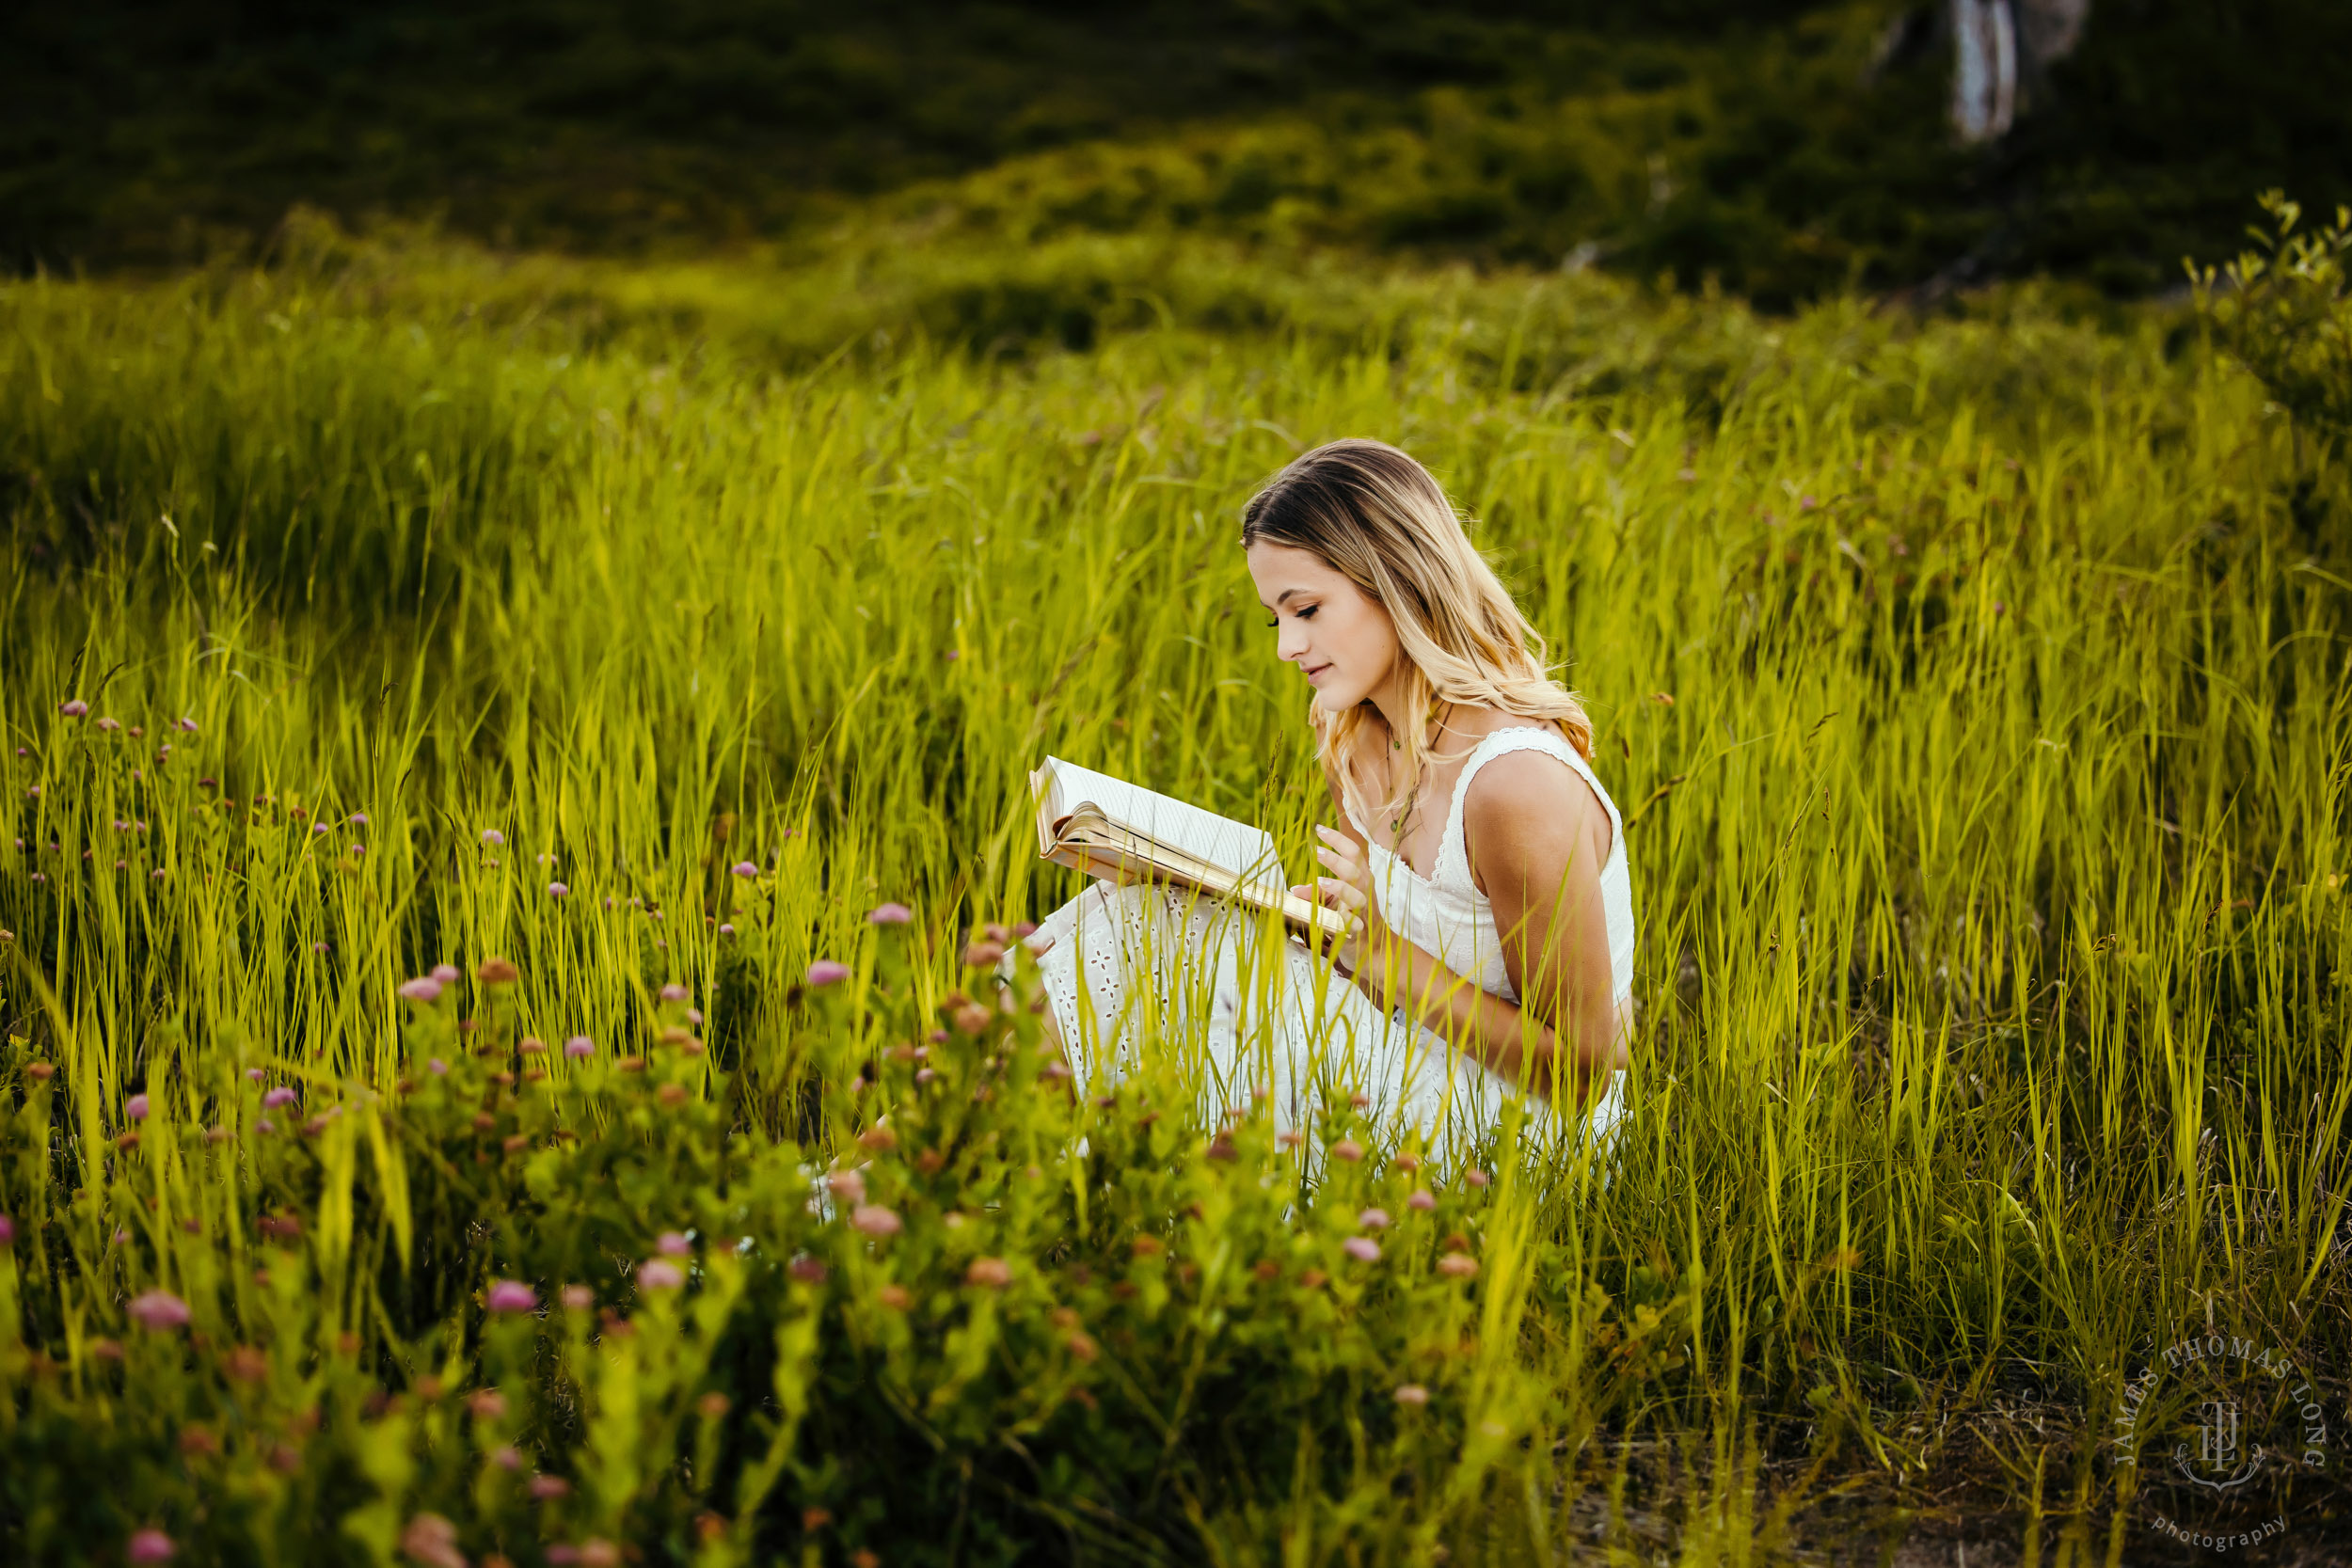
[1239,438,1595,837]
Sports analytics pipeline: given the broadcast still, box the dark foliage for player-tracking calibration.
[1,2,2346,298]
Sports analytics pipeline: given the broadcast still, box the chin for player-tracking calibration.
[1311,678,1372,713]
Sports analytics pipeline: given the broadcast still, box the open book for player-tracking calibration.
[1028,756,1357,950]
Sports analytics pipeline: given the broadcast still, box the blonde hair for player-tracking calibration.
[1239,438,1595,836]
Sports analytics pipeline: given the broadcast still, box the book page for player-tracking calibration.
[1036,757,1285,897]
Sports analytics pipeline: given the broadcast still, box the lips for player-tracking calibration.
[1305,662,1332,683]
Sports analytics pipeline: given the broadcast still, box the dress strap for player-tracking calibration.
[1436,724,1615,892]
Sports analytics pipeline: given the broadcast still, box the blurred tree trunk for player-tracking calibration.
[1951,0,2090,143]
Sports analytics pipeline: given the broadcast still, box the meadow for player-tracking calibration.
[2,224,2348,1564]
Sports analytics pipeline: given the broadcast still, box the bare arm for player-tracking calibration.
[1307,748,1623,1105]
[1460,751,1624,1094]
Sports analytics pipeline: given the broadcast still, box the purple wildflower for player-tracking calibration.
[128,1291,192,1331]
[659,982,690,1003]
[486,1280,538,1313]
[656,1231,692,1258]
[177,717,199,733]
[638,1259,685,1291]
[397,976,443,1003]
[0,1214,15,1245]
[127,1529,176,1563]
[97,717,120,732]
[1343,1237,1381,1263]
[548,881,569,898]
[481,829,504,846]
[399,1515,465,1568]
[806,959,850,988]
[1407,1190,1437,1212]
[347,812,368,827]
[430,963,460,985]
[850,1205,902,1237]
[564,1036,595,1058]
[311,823,330,835]
[59,699,88,718]
[867,902,914,925]
[262,1087,296,1109]
[428,1058,448,1076]
[127,1094,151,1121]
[730,861,759,878]
[1358,1207,1391,1230]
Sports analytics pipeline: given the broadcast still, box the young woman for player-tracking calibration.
[1025,438,1634,1171]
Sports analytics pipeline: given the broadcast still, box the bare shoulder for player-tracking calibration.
[1459,745,1613,874]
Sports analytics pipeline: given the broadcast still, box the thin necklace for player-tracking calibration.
[1388,703,1452,845]
[1388,771,1417,842]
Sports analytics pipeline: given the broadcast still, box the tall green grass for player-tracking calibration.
[2,238,2347,1560]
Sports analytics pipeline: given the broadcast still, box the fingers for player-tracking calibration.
[1297,879,1351,912]
[1315,875,1366,912]
[1313,840,1368,881]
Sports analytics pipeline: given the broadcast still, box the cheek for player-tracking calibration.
[1337,601,1395,666]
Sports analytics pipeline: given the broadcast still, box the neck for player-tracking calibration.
[1366,670,1441,762]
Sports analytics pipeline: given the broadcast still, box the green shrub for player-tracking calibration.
[2195,190,2352,439]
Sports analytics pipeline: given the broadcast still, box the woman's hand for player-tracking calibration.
[1294,824,1396,995]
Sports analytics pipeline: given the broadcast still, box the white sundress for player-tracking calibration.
[1025,724,1636,1175]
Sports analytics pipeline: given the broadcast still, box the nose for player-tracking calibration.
[1276,619,1312,664]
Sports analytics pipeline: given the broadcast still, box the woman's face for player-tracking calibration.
[1246,540,1401,714]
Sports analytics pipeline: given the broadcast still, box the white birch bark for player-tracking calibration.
[1951,0,2020,143]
